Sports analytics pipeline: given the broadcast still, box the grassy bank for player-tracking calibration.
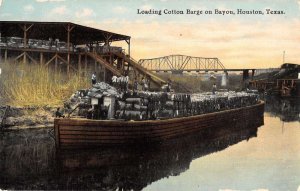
[0,61,89,107]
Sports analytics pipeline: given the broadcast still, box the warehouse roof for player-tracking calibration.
[0,21,130,44]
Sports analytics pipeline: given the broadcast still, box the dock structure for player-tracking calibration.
[0,21,166,86]
[249,63,300,97]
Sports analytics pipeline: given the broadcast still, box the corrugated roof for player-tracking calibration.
[0,21,130,44]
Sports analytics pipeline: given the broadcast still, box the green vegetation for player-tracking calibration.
[0,61,245,107]
[0,61,89,107]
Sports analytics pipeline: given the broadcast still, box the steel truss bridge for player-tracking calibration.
[138,55,227,74]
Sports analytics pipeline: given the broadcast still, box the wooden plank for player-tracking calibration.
[60,134,143,140]
[58,118,212,132]
[57,114,217,127]
[60,138,137,144]
[58,121,210,138]
[58,122,213,141]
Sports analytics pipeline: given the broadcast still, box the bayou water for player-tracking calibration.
[0,96,299,191]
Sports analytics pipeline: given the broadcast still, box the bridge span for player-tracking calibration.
[138,54,258,79]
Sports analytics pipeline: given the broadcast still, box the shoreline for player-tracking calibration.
[1,105,55,130]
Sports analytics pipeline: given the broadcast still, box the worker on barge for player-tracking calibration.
[91,72,97,85]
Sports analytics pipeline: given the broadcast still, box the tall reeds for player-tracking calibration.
[0,61,89,107]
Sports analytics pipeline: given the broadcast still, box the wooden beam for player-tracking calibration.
[57,54,68,65]
[23,51,26,63]
[45,55,57,66]
[125,38,131,57]
[25,52,38,64]
[78,54,81,75]
[22,24,33,48]
[85,53,88,77]
[103,32,113,44]
[55,54,58,73]
[25,24,34,32]
[40,52,43,65]
[67,24,71,75]
[14,52,25,62]
[66,23,75,77]
[4,49,7,63]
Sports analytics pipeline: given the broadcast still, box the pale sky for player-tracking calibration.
[0,0,300,69]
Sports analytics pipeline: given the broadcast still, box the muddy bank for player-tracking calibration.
[1,106,55,128]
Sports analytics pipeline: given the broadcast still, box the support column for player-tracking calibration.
[78,54,81,76]
[21,24,33,48]
[243,70,249,81]
[55,54,58,74]
[126,38,131,57]
[23,51,26,64]
[20,24,33,64]
[40,52,44,65]
[129,39,130,57]
[66,24,75,76]
[103,67,106,83]
[251,69,255,80]
[4,49,7,63]
[84,53,87,77]
[67,25,70,75]
[121,58,124,72]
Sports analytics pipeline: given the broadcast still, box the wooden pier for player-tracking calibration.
[0,21,165,87]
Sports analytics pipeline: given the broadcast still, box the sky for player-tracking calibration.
[0,0,300,69]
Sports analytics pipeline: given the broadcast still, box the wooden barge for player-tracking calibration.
[54,101,264,149]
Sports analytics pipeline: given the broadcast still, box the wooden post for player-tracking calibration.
[67,24,70,76]
[23,25,27,48]
[20,24,33,64]
[121,58,124,73]
[110,54,112,66]
[84,53,88,77]
[55,54,58,74]
[66,24,75,77]
[126,38,131,57]
[22,24,33,48]
[40,52,44,65]
[103,67,106,82]
[129,39,131,58]
[23,51,26,64]
[78,54,81,76]
[4,49,7,63]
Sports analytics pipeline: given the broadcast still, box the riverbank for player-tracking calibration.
[1,106,55,129]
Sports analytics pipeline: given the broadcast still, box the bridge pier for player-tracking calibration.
[243,69,256,81]
[221,71,228,87]
[252,69,255,79]
[171,70,183,75]
[242,70,249,81]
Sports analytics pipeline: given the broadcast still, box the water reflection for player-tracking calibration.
[58,125,259,190]
[264,95,300,122]
[0,120,261,190]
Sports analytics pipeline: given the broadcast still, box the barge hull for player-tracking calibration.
[54,102,264,149]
